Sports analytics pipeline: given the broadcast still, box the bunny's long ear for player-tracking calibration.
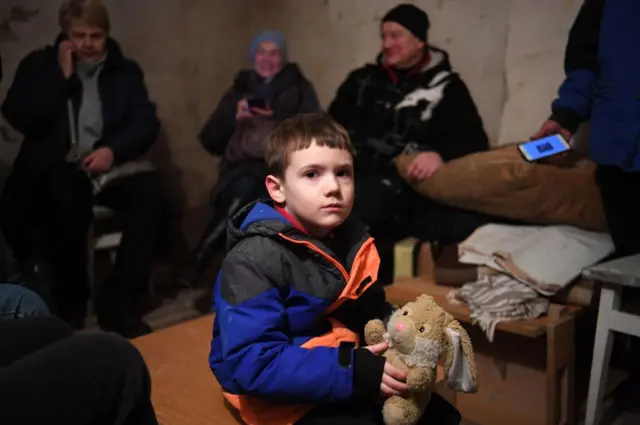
[443,317,478,393]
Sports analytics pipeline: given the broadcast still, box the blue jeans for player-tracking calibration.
[0,284,50,321]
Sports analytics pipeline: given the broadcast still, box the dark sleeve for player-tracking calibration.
[272,81,321,121]
[199,87,240,156]
[1,49,73,136]
[97,61,159,164]
[550,0,603,133]
[421,77,489,162]
[351,282,392,397]
[327,70,362,132]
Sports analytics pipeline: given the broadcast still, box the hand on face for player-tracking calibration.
[58,40,76,79]
[67,22,107,65]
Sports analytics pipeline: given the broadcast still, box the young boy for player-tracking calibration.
[209,113,461,425]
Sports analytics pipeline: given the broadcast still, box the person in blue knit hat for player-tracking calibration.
[182,29,320,295]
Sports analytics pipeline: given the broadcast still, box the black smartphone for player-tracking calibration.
[247,98,267,109]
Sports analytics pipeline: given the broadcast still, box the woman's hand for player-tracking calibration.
[250,106,274,117]
[236,99,252,120]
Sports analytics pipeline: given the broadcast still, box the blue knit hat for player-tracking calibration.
[249,30,287,63]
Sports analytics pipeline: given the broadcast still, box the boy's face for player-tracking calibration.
[266,142,354,238]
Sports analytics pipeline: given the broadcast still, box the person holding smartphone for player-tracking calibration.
[533,0,640,412]
[0,0,165,338]
[183,30,320,297]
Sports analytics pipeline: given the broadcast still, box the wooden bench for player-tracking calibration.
[133,313,454,425]
[132,315,240,425]
[385,277,586,425]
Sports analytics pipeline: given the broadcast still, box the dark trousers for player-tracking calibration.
[353,171,492,245]
[0,163,166,324]
[296,393,461,425]
[184,162,268,288]
[0,316,158,425]
[595,165,640,257]
[353,171,492,283]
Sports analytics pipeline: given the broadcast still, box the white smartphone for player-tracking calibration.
[518,134,571,162]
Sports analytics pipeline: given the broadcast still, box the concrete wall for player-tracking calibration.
[247,0,583,145]
[1,0,583,248]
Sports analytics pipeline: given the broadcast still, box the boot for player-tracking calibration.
[180,197,243,288]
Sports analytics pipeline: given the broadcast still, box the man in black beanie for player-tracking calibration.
[380,3,430,68]
[328,3,491,280]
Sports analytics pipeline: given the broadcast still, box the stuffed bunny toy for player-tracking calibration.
[364,294,478,425]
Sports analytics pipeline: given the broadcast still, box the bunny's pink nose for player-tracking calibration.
[395,322,406,332]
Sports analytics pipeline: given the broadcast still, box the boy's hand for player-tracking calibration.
[366,342,409,397]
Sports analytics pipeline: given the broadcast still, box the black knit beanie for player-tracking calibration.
[382,4,430,42]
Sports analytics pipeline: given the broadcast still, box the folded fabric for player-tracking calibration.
[447,273,549,342]
[458,224,614,296]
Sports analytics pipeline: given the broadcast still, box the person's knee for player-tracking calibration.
[76,332,149,374]
[6,315,72,339]
[0,284,51,321]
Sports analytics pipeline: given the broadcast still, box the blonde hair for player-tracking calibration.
[264,112,355,178]
[59,0,110,32]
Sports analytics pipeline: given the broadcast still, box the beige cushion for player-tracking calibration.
[394,145,607,232]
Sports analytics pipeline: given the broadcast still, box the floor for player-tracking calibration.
[84,245,639,425]
[87,283,640,425]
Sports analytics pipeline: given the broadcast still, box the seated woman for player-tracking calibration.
[0,0,166,338]
[182,30,320,288]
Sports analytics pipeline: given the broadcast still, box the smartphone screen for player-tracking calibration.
[518,134,571,162]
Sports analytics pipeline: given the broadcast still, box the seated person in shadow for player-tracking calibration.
[328,4,492,282]
[2,315,158,424]
[0,0,166,338]
[182,30,320,288]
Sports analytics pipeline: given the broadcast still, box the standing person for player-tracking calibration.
[532,0,640,412]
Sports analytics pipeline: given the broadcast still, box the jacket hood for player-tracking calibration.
[226,200,296,252]
[226,200,371,267]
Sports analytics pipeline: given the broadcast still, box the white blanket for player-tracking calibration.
[458,224,613,296]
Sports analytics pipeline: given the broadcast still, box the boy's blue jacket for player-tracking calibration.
[209,200,392,425]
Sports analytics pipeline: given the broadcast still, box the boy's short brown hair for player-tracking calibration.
[59,0,110,32]
[265,112,354,177]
